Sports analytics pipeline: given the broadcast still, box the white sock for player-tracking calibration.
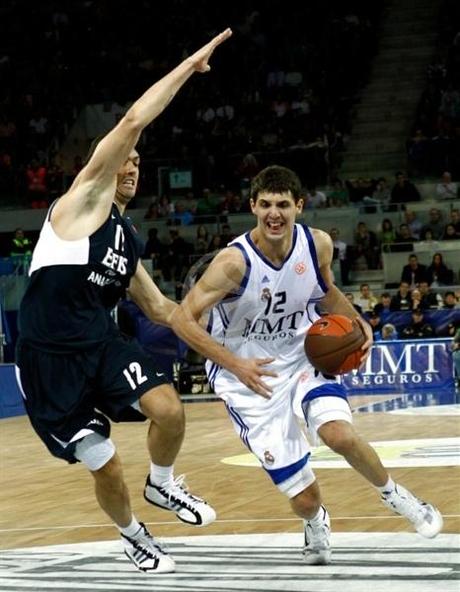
[118,516,142,538]
[305,506,325,525]
[377,477,396,496]
[150,462,174,487]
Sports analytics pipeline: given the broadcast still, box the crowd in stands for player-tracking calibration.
[0,0,383,206]
[407,0,460,178]
[346,278,459,343]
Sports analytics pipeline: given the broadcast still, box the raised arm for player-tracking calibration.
[52,28,232,238]
[171,248,277,398]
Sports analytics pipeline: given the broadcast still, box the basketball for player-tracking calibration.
[304,314,366,375]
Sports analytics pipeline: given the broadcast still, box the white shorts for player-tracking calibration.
[218,360,351,498]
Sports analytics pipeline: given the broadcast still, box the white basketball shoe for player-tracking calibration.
[144,474,216,526]
[381,484,443,538]
[121,522,175,573]
[303,505,332,565]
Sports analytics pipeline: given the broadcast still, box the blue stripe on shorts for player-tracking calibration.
[264,453,311,485]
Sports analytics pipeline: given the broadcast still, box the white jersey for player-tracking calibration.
[206,224,328,395]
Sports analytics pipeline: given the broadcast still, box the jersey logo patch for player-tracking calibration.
[295,262,306,274]
[262,275,270,283]
[260,287,272,301]
[264,450,275,465]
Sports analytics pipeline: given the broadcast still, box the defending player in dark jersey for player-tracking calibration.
[15,28,232,574]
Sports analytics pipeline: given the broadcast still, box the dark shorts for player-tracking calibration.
[15,336,170,464]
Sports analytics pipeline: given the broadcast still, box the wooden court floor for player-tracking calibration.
[0,396,459,551]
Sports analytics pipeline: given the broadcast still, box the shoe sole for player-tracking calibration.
[144,491,216,526]
[124,550,176,573]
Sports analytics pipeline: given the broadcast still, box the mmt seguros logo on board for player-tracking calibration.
[342,339,454,391]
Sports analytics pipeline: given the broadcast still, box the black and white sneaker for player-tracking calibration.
[121,522,175,573]
[381,484,443,538]
[303,505,332,565]
[144,474,216,526]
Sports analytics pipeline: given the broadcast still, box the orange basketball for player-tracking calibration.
[304,314,365,375]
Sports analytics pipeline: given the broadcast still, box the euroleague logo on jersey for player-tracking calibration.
[295,262,306,274]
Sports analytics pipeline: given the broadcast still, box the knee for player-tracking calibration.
[319,420,356,456]
[141,386,185,436]
[92,452,123,482]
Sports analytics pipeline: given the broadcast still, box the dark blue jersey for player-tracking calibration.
[18,203,144,353]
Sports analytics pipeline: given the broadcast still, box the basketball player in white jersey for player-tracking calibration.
[172,165,443,564]
[15,29,232,574]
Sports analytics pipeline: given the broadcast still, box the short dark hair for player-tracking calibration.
[250,165,303,203]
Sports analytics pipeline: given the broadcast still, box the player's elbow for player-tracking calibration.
[121,110,144,135]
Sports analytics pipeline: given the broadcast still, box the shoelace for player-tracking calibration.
[166,474,204,505]
[385,490,427,525]
[305,521,330,546]
[135,527,168,556]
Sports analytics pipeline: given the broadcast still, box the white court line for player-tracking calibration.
[1,514,459,533]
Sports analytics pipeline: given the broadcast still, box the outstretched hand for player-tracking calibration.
[233,357,277,399]
[188,28,232,73]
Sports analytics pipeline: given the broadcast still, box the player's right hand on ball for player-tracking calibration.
[233,357,277,399]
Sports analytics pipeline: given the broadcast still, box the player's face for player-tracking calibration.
[251,191,303,240]
[116,150,140,201]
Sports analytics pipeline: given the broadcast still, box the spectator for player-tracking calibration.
[450,209,460,234]
[420,208,444,240]
[374,292,392,320]
[401,309,434,339]
[305,186,327,209]
[195,225,209,255]
[329,227,350,285]
[162,228,193,284]
[157,195,173,218]
[327,180,349,207]
[442,291,459,309]
[410,288,423,311]
[400,254,428,288]
[366,310,382,339]
[380,323,398,340]
[143,228,165,273]
[379,218,396,252]
[371,177,390,207]
[404,210,423,240]
[219,224,235,247]
[345,292,362,315]
[452,328,460,387]
[390,172,421,205]
[196,188,220,220]
[436,171,458,200]
[442,223,460,240]
[355,283,378,313]
[353,221,379,269]
[390,282,413,311]
[419,280,441,309]
[25,158,48,208]
[207,233,223,252]
[172,201,194,226]
[346,177,374,204]
[390,223,415,252]
[144,202,160,220]
[426,252,454,286]
[10,227,33,255]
